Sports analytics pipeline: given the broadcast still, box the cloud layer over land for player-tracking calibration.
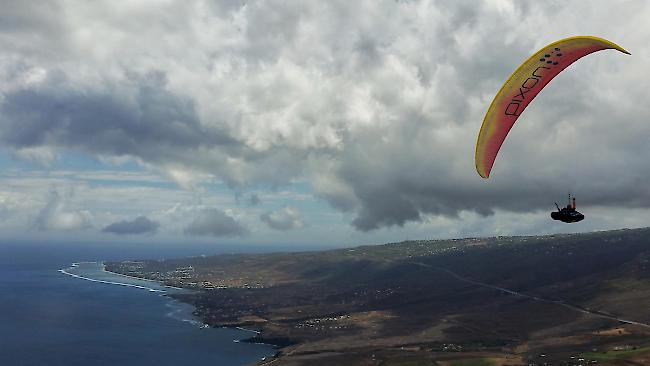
[1,1,650,244]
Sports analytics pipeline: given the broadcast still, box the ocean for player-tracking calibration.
[0,243,275,366]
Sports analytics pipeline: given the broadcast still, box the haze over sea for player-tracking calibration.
[0,242,288,366]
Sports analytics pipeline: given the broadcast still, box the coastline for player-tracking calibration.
[59,262,166,293]
[100,262,282,350]
[60,262,205,326]
[55,228,650,366]
[63,261,277,345]
[100,262,186,291]
[49,259,277,365]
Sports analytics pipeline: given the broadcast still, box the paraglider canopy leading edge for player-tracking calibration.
[475,36,630,179]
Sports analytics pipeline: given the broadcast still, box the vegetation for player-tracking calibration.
[448,359,495,366]
[581,346,650,362]
[107,228,650,366]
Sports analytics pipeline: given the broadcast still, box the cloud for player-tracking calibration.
[184,209,247,237]
[102,216,159,235]
[1,1,650,235]
[260,206,304,231]
[249,193,260,206]
[0,201,9,221]
[0,71,240,168]
[11,146,57,165]
[35,188,92,231]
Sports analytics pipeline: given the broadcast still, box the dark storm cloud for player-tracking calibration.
[1,0,649,235]
[0,72,238,161]
[102,216,159,235]
[184,209,247,237]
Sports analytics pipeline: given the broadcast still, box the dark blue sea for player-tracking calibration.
[0,243,276,366]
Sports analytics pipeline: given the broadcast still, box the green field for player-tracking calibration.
[581,346,650,362]
[448,358,495,366]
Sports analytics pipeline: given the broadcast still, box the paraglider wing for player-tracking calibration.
[475,36,629,178]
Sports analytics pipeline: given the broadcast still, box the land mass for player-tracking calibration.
[106,228,650,365]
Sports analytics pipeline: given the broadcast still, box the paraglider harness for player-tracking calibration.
[551,194,584,223]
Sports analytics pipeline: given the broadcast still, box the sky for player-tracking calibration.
[0,0,649,248]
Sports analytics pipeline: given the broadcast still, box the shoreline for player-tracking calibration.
[63,262,266,336]
[57,260,277,365]
[59,263,166,293]
[98,262,281,349]
[100,262,186,291]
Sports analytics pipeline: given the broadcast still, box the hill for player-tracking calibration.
[106,228,650,365]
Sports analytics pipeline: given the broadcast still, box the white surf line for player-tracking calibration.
[412,262,650,328]
[165,307,205,327]
[235,326,261,334]
[164,300,208,328]
[59,267,166,293]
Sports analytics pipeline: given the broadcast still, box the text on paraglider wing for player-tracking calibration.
[504,65,551,117]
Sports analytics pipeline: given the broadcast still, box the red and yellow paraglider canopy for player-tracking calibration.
[475,36,630,179]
